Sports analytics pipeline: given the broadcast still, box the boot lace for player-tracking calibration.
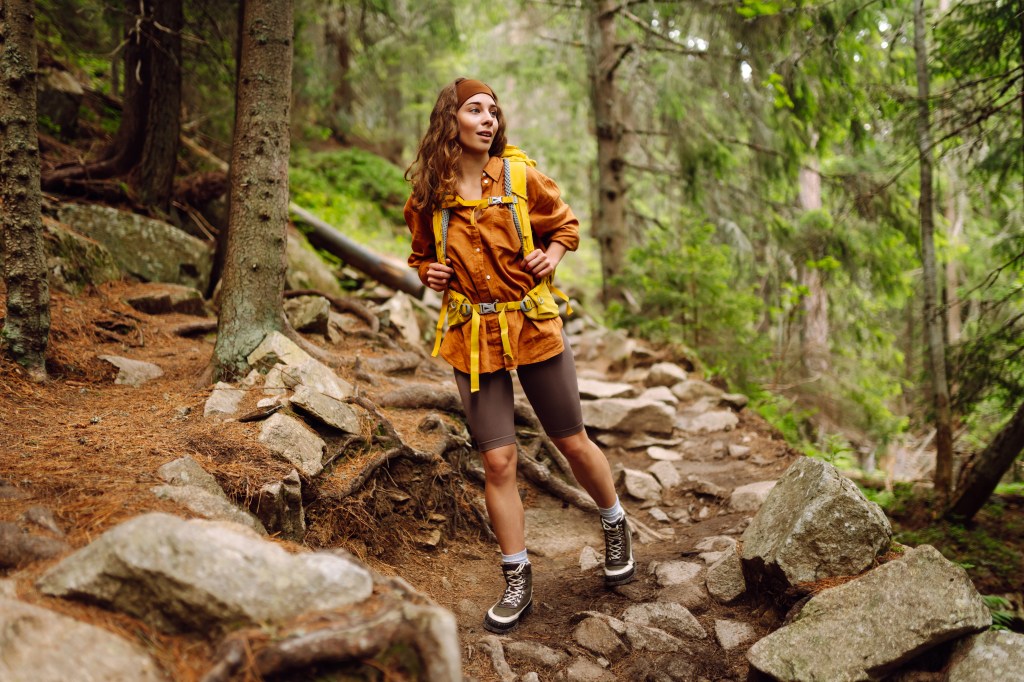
[603,518,625,561]
[499,564,528,607]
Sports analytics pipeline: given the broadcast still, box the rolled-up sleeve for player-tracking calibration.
[525,166,579,252]
[405,196,435,284]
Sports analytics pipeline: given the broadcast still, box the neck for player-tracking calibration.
[459,149,490,181]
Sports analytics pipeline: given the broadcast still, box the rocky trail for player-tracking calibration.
[1,250,1018,680]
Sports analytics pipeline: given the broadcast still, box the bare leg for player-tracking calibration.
[481,443,526,556]
[549,430,618,509]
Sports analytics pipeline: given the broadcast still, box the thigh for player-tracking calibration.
[517,333,585,439]
[453,368,517,452]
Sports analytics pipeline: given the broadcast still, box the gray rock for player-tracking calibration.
[255,470,305,540]
[290,385,360,433]
[705,545,746,603]
[284,295,330,335]
[248,332,312,371]
[583,398,676,435]
[123,283,207,316]
[639,386,679,406]
[621,468,663,502]
[258,412,326,477]
[623,621,684,652]
[578,378,638,400]
[647,446,683,462]
[675,410,739,433]
[203,381,246,418]
[715,619,756,651]
[566,657,617,682]
[655,561,708,610]
[285,232,346,298]
[622,602,707,639]
[43,217,121,293]
[741,457,892,586]
[655,561,703,588]
[151,485,266,534]
[37,67,84,135]
[37,513,374,633]
[21,506,64,536]
[694,536,737,553]
[671,379,723,402]
[728,444,751,458]
[645,362,688,387]
[574,616,628,660]
[649,507,670,522]
[98,355,163,387]
[0,579,16,598]
[504,640,569,668]
[0,598,168,681]
[380,292,422,347]
[746,545,991,681]
[598,432,684,449]
[275,358,354,401]
[580,545,602,572]
[946,630,1024,682]
[687,476,729,499]
[729,480,776,512]
[0,523,70,568]
[57,203,212,291]
[521,673,540,682]
[156,456,223,496]
[648,461,682,490]
[525,505,603,557]
[719,393,749,410]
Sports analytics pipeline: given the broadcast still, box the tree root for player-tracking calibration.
[478,635,516,682]
[359,351,423,375]
[376,384,465,415]
[517,441,598,513]
[201,576,460,682]
[170,320,218,337]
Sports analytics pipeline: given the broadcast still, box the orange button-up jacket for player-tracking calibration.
[405,155,580,375]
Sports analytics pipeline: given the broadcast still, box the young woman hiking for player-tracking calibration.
[404,78,635,634]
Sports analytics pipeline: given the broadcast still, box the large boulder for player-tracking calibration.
[945,630,1024,682]
[741,457,892,587]
[42,217,121,293]
[123,283,208,317]
[746,545,991,681]
[258,412,326,477]
[0,598,168,681]
[37,513,374,633]
[285,231,345,298]
[582,398,675,435]
[57,203,212,291]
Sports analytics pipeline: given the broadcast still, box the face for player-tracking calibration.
[456,93,499,155]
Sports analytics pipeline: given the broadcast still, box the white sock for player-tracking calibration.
[599,497,625,524]
[502,548,529,565]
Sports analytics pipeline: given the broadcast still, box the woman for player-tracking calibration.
[404,78,634,634]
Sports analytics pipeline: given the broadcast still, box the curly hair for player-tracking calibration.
[405,77,508,215]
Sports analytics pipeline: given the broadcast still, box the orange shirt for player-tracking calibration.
[406,155,580,375]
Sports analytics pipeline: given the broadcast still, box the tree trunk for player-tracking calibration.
[133,0,182,211]
[914,0,955,503]
[587,0,628,308]
[946,401,1024,520]
[944,179,964,345]
[0,0,50,380]
[798,148,830,376]
[211,0,294,380]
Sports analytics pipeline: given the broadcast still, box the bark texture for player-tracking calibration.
[0,0,51,377]
[947,401,1024,520]
[914,0,955,502]
[588,0,629,307]
[212,0,294,380]
[798,151,830,376]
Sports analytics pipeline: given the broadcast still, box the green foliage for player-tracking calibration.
[983,595,1017,632]
[289,147,410,258]
[895,520,1023,587]
[609,216,767,383]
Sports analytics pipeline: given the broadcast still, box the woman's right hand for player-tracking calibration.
[424,259,454,292]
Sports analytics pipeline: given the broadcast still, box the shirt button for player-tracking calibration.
[475,248,480,252]
[485,275,491,280]
[483,179,489,185]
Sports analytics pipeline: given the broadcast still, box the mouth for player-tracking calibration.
[477,130,493,139]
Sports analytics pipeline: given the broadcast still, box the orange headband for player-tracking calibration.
[456,79,495,107]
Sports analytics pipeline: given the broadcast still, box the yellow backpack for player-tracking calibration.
[430,146,572,392]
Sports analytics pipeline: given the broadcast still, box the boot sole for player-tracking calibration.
[604,564,636,587]
[483,601,533,634]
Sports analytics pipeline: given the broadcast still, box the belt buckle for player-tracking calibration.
[478,301,498,314]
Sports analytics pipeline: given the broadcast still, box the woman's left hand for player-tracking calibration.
[523,245,565,280]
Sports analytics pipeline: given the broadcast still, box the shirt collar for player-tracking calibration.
[483,155,504,183]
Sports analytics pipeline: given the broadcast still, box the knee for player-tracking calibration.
[482,447,517,484]
[552,431,595,462]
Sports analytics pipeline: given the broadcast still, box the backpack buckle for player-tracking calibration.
[478,301,498,315]
[519,297,534,312]
[487,196,505,206]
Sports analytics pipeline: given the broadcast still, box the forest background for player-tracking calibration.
[10,1,1024,527]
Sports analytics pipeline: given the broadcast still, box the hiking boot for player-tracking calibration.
[484,562,533,633]
[602,515,635,586]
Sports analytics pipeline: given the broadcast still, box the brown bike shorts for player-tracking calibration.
[453,333,585,452]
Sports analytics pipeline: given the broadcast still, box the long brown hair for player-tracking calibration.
[405,77,508,215]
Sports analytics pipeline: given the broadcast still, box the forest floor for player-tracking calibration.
[1,281,1021,681]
